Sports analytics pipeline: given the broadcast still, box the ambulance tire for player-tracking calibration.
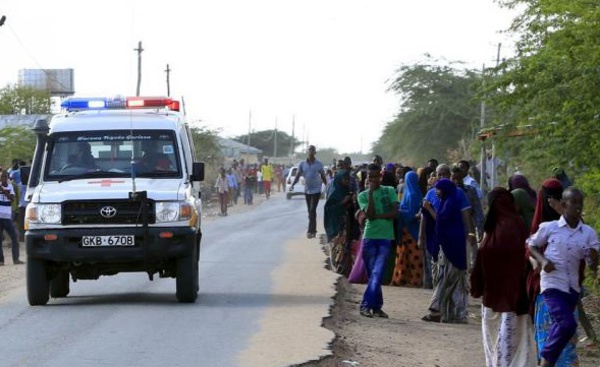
[176,250,198,303]
[50,270,70,298]
[27,258,50,306]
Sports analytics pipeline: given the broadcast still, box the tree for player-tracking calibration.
[0,84,52,114]
[487,0,600,173]
[0,126,36,168]
[372,57,483,166]
[189,125,222,165]
[234,130,300,158]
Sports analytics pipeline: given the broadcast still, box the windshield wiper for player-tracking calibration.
[57,171,130,183]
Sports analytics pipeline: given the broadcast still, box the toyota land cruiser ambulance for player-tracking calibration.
[25,96,204,305]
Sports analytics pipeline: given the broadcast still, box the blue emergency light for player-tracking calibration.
[61,96,180,112]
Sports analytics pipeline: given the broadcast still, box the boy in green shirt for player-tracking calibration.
[357,163,398,318]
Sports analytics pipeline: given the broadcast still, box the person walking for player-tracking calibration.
[451,165,484,269]
[357,163,398,318]
[391,170,423,287]
[471,187,537,367]
[0,171,23,265]
[260,158,273,199]
[525,179,580,367]
[215,168,229,216]
[290,145,327,239]
[226,168,238,206]
[421,178,474,323]
[528,188,599,367]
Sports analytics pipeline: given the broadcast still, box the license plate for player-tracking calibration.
[82,235,135,247]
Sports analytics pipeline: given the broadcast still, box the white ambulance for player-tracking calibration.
[25,96,204,305]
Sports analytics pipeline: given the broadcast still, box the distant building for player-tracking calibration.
[18,69,75,96]
[217,137,262,165]
[0,114,51,129]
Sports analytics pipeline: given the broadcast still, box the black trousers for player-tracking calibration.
[305,193,321,234]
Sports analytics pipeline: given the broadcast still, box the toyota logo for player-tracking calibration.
[100,206,117,219]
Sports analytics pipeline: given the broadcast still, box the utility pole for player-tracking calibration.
[491,43,502,188]
[134,41,144,96]
[165,64,171,97]
[290,115,295,162]
[247,110,252,147]
[480,43,503,196]
[480,63,487,197]
[274,117,278,158]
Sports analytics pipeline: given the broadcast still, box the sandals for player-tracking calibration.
[421,314,441,323]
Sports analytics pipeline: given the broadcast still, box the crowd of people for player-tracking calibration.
[213,158,288,216]
[297,148,600,367]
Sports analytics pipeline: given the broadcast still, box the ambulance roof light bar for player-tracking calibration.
[61,96,180,112]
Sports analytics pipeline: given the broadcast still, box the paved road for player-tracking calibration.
[0,195,338,367]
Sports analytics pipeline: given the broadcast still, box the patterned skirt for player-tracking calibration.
[391,227,423,287]
[481,306,537,367]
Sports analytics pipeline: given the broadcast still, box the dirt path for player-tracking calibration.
[299,276,486,367]
[299,250,600,367]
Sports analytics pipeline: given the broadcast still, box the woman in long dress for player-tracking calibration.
[471,187,537,366]
[422,178,469,323]
[391,171,423,287]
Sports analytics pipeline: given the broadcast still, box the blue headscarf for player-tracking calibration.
[434,178,467,270]
[397,171,422,240]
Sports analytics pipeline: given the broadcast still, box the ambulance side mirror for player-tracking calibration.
[191,162,204,182]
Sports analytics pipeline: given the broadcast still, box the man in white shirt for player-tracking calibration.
[457,160,483,199]
[528,188,599,367]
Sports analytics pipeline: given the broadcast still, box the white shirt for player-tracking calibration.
[463,175,483,199]
[0,183,14,219]
[528,216,599,293]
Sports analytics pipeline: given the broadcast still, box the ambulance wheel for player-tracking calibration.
[50,270,70,298]
[27,258,50,306]
[176,248,198,303]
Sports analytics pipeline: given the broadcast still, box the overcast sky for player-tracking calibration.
[0,0,517,154]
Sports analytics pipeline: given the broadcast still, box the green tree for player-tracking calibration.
[487,0,600,173]
[0,84,52,114]
[373,57,482,166]
[0,126,36,168]
[189,125,222,201]
[234,130,300,158]
[189,125,222,165]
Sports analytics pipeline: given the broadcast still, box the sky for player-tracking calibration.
[0,0,518,154]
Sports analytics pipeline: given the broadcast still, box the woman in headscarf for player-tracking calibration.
[511,188,535,231]
[422,178,470,323]
[508,174,537,206]
[471,188,537,366]
[391,171,424,287]
[527,179,579,366]
[324,170,351,243]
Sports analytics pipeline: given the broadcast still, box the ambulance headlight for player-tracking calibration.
[26,203,62,224]
[155,202,192,222]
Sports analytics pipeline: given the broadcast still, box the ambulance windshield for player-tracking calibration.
[44,130,181,181]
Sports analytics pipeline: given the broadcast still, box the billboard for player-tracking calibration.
[18,69,75,96]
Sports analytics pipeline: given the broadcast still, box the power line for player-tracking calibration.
[5,22,72,94]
